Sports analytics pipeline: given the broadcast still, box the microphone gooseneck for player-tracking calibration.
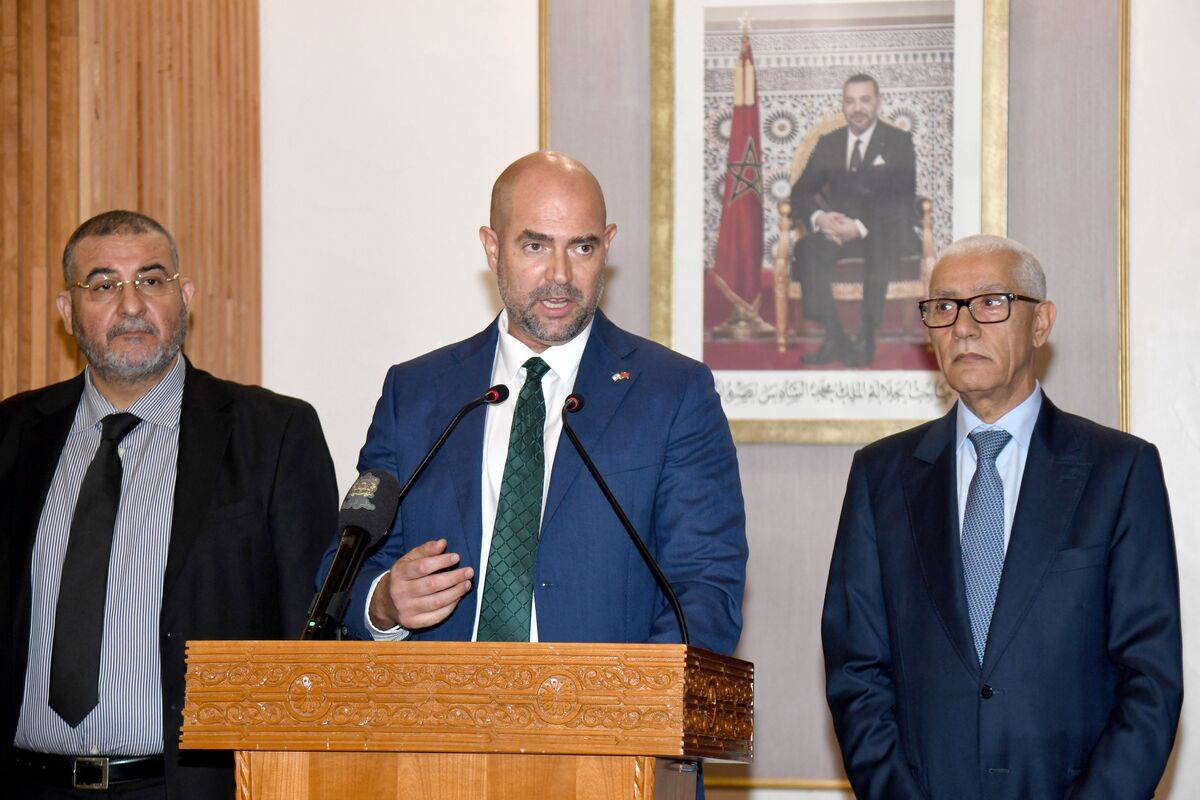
[300,385,509,640]
[395,384,508,507]
[560,393,690,647]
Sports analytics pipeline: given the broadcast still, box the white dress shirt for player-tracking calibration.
[367,310,593,640]
[954,383,1043,552]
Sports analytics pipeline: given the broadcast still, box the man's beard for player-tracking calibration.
[74,303,188,384]
[497,260,604,346]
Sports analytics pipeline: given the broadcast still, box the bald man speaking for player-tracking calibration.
[330,152,747,655]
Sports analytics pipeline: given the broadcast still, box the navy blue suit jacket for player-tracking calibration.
[336,310,747,654]
[822,397,1181,800]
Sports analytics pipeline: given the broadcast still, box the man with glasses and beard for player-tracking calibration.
[821,235,1181,799]
[331,152,747,665]
[0,210,338,799]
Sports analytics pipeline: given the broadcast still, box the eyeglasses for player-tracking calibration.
[917,292,1042,328]
[69,272,182,303]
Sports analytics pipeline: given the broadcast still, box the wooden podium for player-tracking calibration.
[180,641,753,800]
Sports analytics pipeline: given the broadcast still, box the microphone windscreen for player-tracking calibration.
[337,468,401,547]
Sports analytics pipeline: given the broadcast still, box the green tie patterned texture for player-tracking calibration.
[476,356,550,642]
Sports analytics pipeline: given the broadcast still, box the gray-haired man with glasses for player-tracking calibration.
[1,210,338,799]
[822,234,1181,799]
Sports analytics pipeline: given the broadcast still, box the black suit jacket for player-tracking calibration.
[1,361,339,799]
[791,121,917,250]
[821,397,1182,800]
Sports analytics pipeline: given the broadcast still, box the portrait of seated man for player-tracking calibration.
[789,73,920,367]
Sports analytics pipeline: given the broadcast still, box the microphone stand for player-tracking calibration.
[395,385,508,506]
[560,395,690,647]
[301,526,372,640]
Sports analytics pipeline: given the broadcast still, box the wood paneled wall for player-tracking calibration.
[1,0,260,399]
[1,0,80,397]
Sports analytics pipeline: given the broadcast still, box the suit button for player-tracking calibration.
[980,684,994,699]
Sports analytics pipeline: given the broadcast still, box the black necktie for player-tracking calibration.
[49,411,141,727]
[849,138,863,172]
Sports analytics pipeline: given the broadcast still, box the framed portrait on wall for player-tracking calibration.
[651,0,1009,444]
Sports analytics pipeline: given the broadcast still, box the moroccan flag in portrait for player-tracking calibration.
[710,31,763,311]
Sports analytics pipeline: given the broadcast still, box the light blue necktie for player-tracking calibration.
[961,428,1012,665]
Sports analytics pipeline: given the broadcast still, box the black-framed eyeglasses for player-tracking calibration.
[917,292,1042,328]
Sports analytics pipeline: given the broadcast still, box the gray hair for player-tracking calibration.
[62,209,179,286]
[935,234,1046,298]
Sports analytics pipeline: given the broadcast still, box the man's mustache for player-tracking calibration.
[107,318,158,342]
[529,284,583,303]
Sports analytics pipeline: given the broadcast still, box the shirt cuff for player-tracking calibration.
[364,571,411,641]
[854,219,868,239]
[810,210,824,231]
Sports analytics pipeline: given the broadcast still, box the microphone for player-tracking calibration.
[302,468,401,639]
[301,384,509,639]
[559,393,690,647]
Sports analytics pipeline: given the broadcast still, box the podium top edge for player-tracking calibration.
[183,640,752,670]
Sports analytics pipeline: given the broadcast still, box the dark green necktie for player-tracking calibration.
[477,357,550,642]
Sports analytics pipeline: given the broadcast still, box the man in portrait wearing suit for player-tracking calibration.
[334,151,747,660]
[0,211,339,798]
[821,234,1182,799]
[790,73,917,366]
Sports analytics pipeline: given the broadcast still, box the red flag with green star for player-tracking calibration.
[710,30,763,308]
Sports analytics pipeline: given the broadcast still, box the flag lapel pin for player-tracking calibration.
[611,370,631,382]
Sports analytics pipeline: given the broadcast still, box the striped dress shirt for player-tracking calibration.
[14,356,185,756]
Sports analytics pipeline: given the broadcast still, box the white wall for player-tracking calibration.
[260,0,538,490]
[1130,2,1200,796]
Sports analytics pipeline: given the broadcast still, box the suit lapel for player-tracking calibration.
[982,399,1091,677]
[434,323,499,574]
[903,408,980,678]
[14,381,82,560]
[162,363,233,605]
[541,310,637,531]
[11,377,83,669]
[861,123,888,171]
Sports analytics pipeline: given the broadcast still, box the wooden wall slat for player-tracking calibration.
[1,0,260,396]
[46,0,80,377]
[17,0,50,390]
[1,0,21,398]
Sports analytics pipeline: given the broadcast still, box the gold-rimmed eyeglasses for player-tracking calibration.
[917,292,1042,329]
[69,271,182,303]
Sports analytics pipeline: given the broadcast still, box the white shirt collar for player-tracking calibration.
[494,308,593,387]
[849,121,878,150]
[955,381,1043,456]
[76,354,186,433]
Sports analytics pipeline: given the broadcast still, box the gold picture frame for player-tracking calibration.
[649,0,1011,445]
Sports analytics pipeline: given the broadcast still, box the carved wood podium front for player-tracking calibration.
[180,641,753,800]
